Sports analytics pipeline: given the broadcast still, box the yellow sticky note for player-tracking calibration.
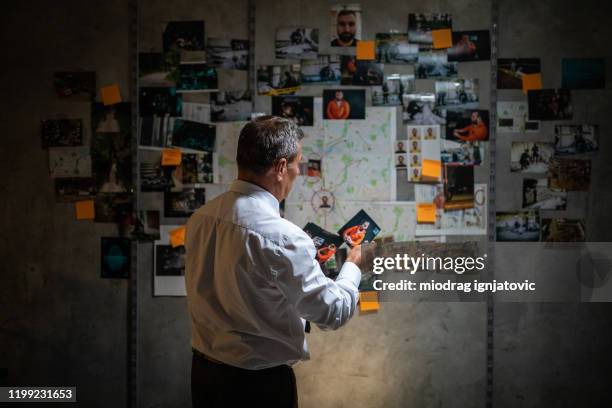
[356,40,376,60]
[421,159,441,180]
[101,84,122,106]
[417,203,436,223]
[75,200,95,220]
[360,291,380,312]
[169,226,186,248]
[431,29,453,49]
[161,148,182,166]
[522,73,542,93]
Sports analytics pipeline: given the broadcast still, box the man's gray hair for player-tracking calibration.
[236,115,304,175]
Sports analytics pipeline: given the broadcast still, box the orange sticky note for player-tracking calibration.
[416,203,436,223]
[100,84,122,106]
[75,200,95,220]
[356,40,375,60]
[169,226,186,248]
[421,159,441,180]
[161,148,182,166]
[431,29,453,49]
[522,73,542,93]
[359,291,380,312]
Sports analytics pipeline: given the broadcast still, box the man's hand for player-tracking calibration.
[346,241,377,269]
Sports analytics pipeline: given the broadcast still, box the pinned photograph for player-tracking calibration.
[211,91,252,122]
[164,188,206,218]
[410,153,421,166]
[162,20,205,52]
[139,52,179,87]
[92,131,131,192]
[441,140,484,166]
[497,101,539,133]
[140,151,174,192]
[54,71,96,100]
[444,110,489,142]
[170,119,216,152]
[554,125,598,155]
[435,79,479,109]
[94,193,133,223]
[403,93,445,125]
[272,96,314,126]
[303,223,344,264]
[338,209,381,247]
[562,58,606,89]
[130,210,161,241]
[181,152,214,184]
[41,119,83,148]
[101,237,130,279]
[276,27,319,59]
[340,56,383,86]
[205,38,249,70]
[301,55,341,84]
[92,102,131,134]
[372,74,415,106]
[528,89,572,120]
[395,140,407,153]
[306,159,322,177]
[48,147,92,178]
[510,142,554,174]
[408,13,452,47]
[330,4,362,47]
[375,33,418,64]
[447,31,491,62]
[317,193,334,210]
[409,139,421,153]
[139,87,182,117]
[54,178,96,202]
[323,89,366,120]
[257,64,302,95]
[156,245,186,276]
[395,153,408,169]
[139,116,172,148]
[177,62,218,92]
[522,178,567,210]
[548,158,591,191]
[182,102,211,123]
[415,51,458,79]
[497,58,541,89]
[496,211,540,242]
[541,218,586,242]
[409,167,421,182]
[443,165,474,210]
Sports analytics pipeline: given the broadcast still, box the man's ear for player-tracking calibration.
[274,158,288,181]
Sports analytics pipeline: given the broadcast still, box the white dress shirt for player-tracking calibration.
[185,179,361,370]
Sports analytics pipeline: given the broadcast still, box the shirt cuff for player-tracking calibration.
[337,261,361,289]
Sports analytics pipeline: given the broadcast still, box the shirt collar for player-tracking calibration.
[229,179,280,216]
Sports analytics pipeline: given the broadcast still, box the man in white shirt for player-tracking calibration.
[185,116,364,407]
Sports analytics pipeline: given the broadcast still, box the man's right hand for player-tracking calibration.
[346,241,377,269]
[346,244,362,267]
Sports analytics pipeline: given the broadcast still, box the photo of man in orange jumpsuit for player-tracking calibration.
[338,209,381,248]
[317,244,337,263]
[326,90,351,119]
[452,111,488,142]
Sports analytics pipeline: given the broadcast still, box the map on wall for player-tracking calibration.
[285,99,408,239]
[209,99,416,241]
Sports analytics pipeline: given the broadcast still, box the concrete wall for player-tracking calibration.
[493,0,612,406]
[1,0,612,407]
[0,1,131,407]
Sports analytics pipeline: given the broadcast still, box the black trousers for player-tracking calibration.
[191,350,298,407]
